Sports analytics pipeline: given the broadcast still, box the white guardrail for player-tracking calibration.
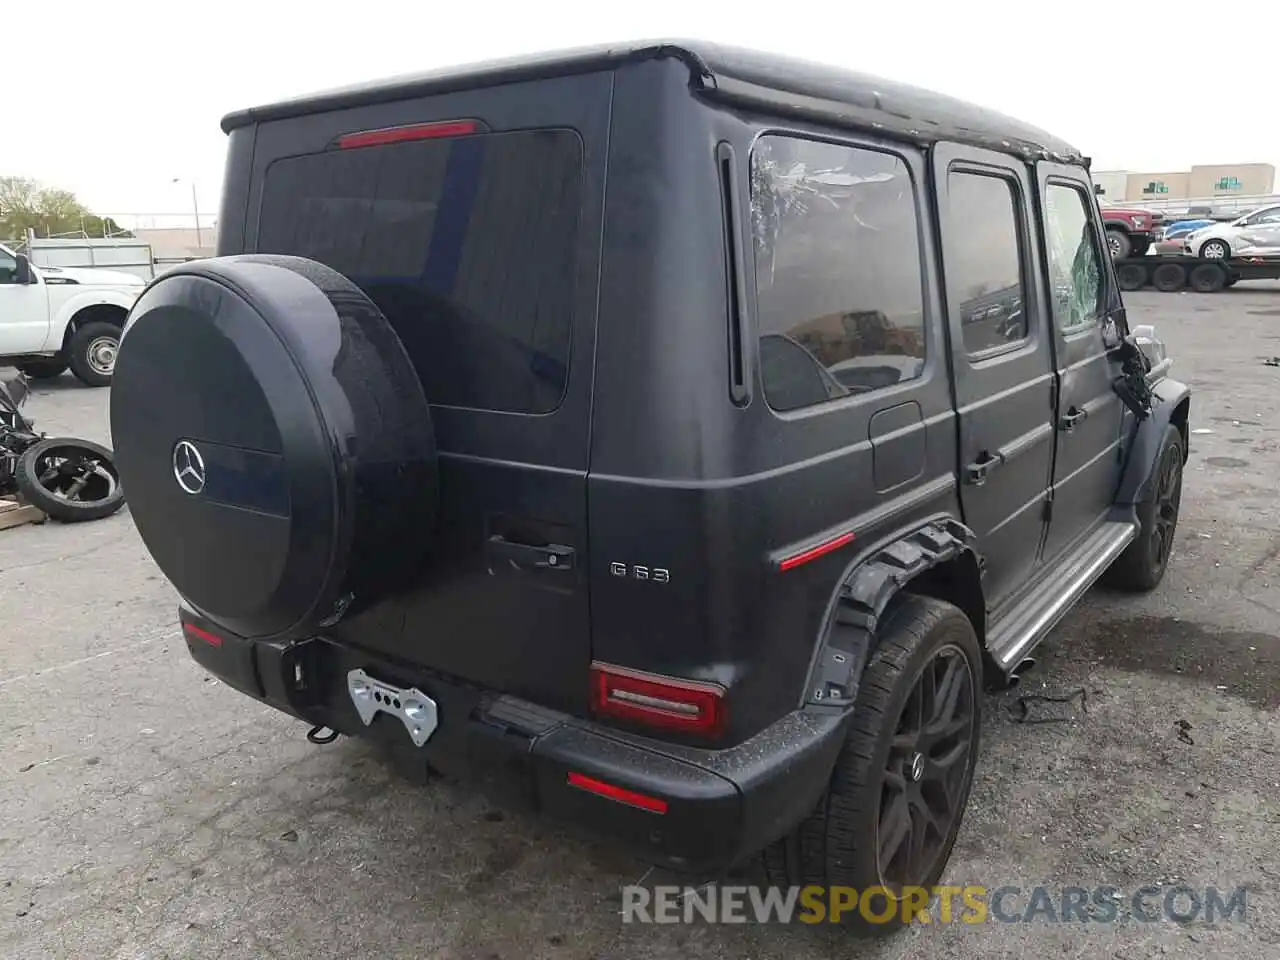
[1122,194,1280,219]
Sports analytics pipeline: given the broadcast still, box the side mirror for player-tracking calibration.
[13,254,32,284]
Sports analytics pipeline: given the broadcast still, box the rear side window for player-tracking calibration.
[257,129,583,414]
[750,135,926,413]
[945,171,1028,354]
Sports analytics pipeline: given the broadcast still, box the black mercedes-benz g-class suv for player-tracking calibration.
[110,40,1188,931]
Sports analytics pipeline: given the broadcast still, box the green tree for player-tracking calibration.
[0,176,133,241]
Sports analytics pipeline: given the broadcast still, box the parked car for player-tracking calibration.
[0,244,144,386]
[1158,219,1216,241]
[1183,203,1280,259]
[1097,197,1165,259]
[108,40,1189,934]
[1151,219,1216,255]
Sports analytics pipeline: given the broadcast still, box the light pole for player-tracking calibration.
[172,178,202,249]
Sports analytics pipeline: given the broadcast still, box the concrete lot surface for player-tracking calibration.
[3,284,1280,959]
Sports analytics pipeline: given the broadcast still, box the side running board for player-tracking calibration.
[987,520,1136,673]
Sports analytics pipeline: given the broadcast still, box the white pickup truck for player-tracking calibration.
[0,242,144,386]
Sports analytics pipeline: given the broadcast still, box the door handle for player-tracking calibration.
[964,451,1005,487]
[485,535,575,571]
[1058,407,1089,432]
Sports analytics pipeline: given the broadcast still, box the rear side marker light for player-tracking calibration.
[590,662,725,736]
[777,530,855,572]
[336,119,482,150]
[183,623,223,648]
[567,771,668,814]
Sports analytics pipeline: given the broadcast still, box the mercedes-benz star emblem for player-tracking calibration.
[172,440,206,495]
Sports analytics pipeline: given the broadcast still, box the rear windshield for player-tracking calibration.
[257,128,583,414]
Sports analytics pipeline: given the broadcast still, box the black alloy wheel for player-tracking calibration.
[1104,424,1184,592]
[877,643,976,891]
[1149,435,1183,573]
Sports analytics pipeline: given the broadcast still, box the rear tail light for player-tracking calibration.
[590,662,725,736]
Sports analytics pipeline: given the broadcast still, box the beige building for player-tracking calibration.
[1126,171,1190,200]
[1094,164,1275,202]
[1187,163,1276,199]
[1091,170,1129,199]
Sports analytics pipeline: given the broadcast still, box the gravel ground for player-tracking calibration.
[3,283,1280,959]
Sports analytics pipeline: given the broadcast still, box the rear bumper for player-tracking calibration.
[180,609,850,873]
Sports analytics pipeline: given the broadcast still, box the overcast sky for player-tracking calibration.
[9,0,1278,226]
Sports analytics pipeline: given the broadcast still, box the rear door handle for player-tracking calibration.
[964,451,1005,487]
[1059,407,1088,432]
[485,535,575,571]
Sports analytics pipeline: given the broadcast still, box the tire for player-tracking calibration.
[1188,263,1226,293]
[1151,263,1187,292]
[1130,239,1151,258]
[1116,262,1147,291]
[17,358,68,380]
[67,321,121,387]
[1199,238,1230,260]
[15,438,125,522]
[111,255,437,640]
[1104,424,1184,592]
[761,595,982,935]
[1106,229,1132,260]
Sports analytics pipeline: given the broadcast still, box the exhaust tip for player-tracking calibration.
[1007,656,1037,686]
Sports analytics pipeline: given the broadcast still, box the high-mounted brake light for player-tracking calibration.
[590,662,725,736]
[183,623,223,648]
[336,119,481,150]
[567,772,668,814]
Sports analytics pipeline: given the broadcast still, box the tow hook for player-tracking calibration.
[306,725,339,745]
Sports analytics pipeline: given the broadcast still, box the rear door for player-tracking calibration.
[246,72,612,714]
[1036,166,1125,561]
[933,143,1056,608]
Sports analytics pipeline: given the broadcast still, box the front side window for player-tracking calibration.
[750,136,926,413]
[257,129,583,414]
[1044,183,1105,331]
[1245,206,1280,226]
[0,248,16,285]
[945,171,1027,354]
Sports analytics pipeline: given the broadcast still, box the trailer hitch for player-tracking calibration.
[306,725,340,745]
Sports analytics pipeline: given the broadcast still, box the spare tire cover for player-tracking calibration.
[112,255,437,640]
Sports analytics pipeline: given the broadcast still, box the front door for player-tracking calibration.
[0,249,50,356]
[1036,166,1125,561]
[932,143,1056,607]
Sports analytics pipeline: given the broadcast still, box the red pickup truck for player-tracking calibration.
[1097,197,1165,259]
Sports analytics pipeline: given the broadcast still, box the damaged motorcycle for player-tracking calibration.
[0,371,125,522]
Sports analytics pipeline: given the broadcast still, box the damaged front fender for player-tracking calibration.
[1114,375,1191,506]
